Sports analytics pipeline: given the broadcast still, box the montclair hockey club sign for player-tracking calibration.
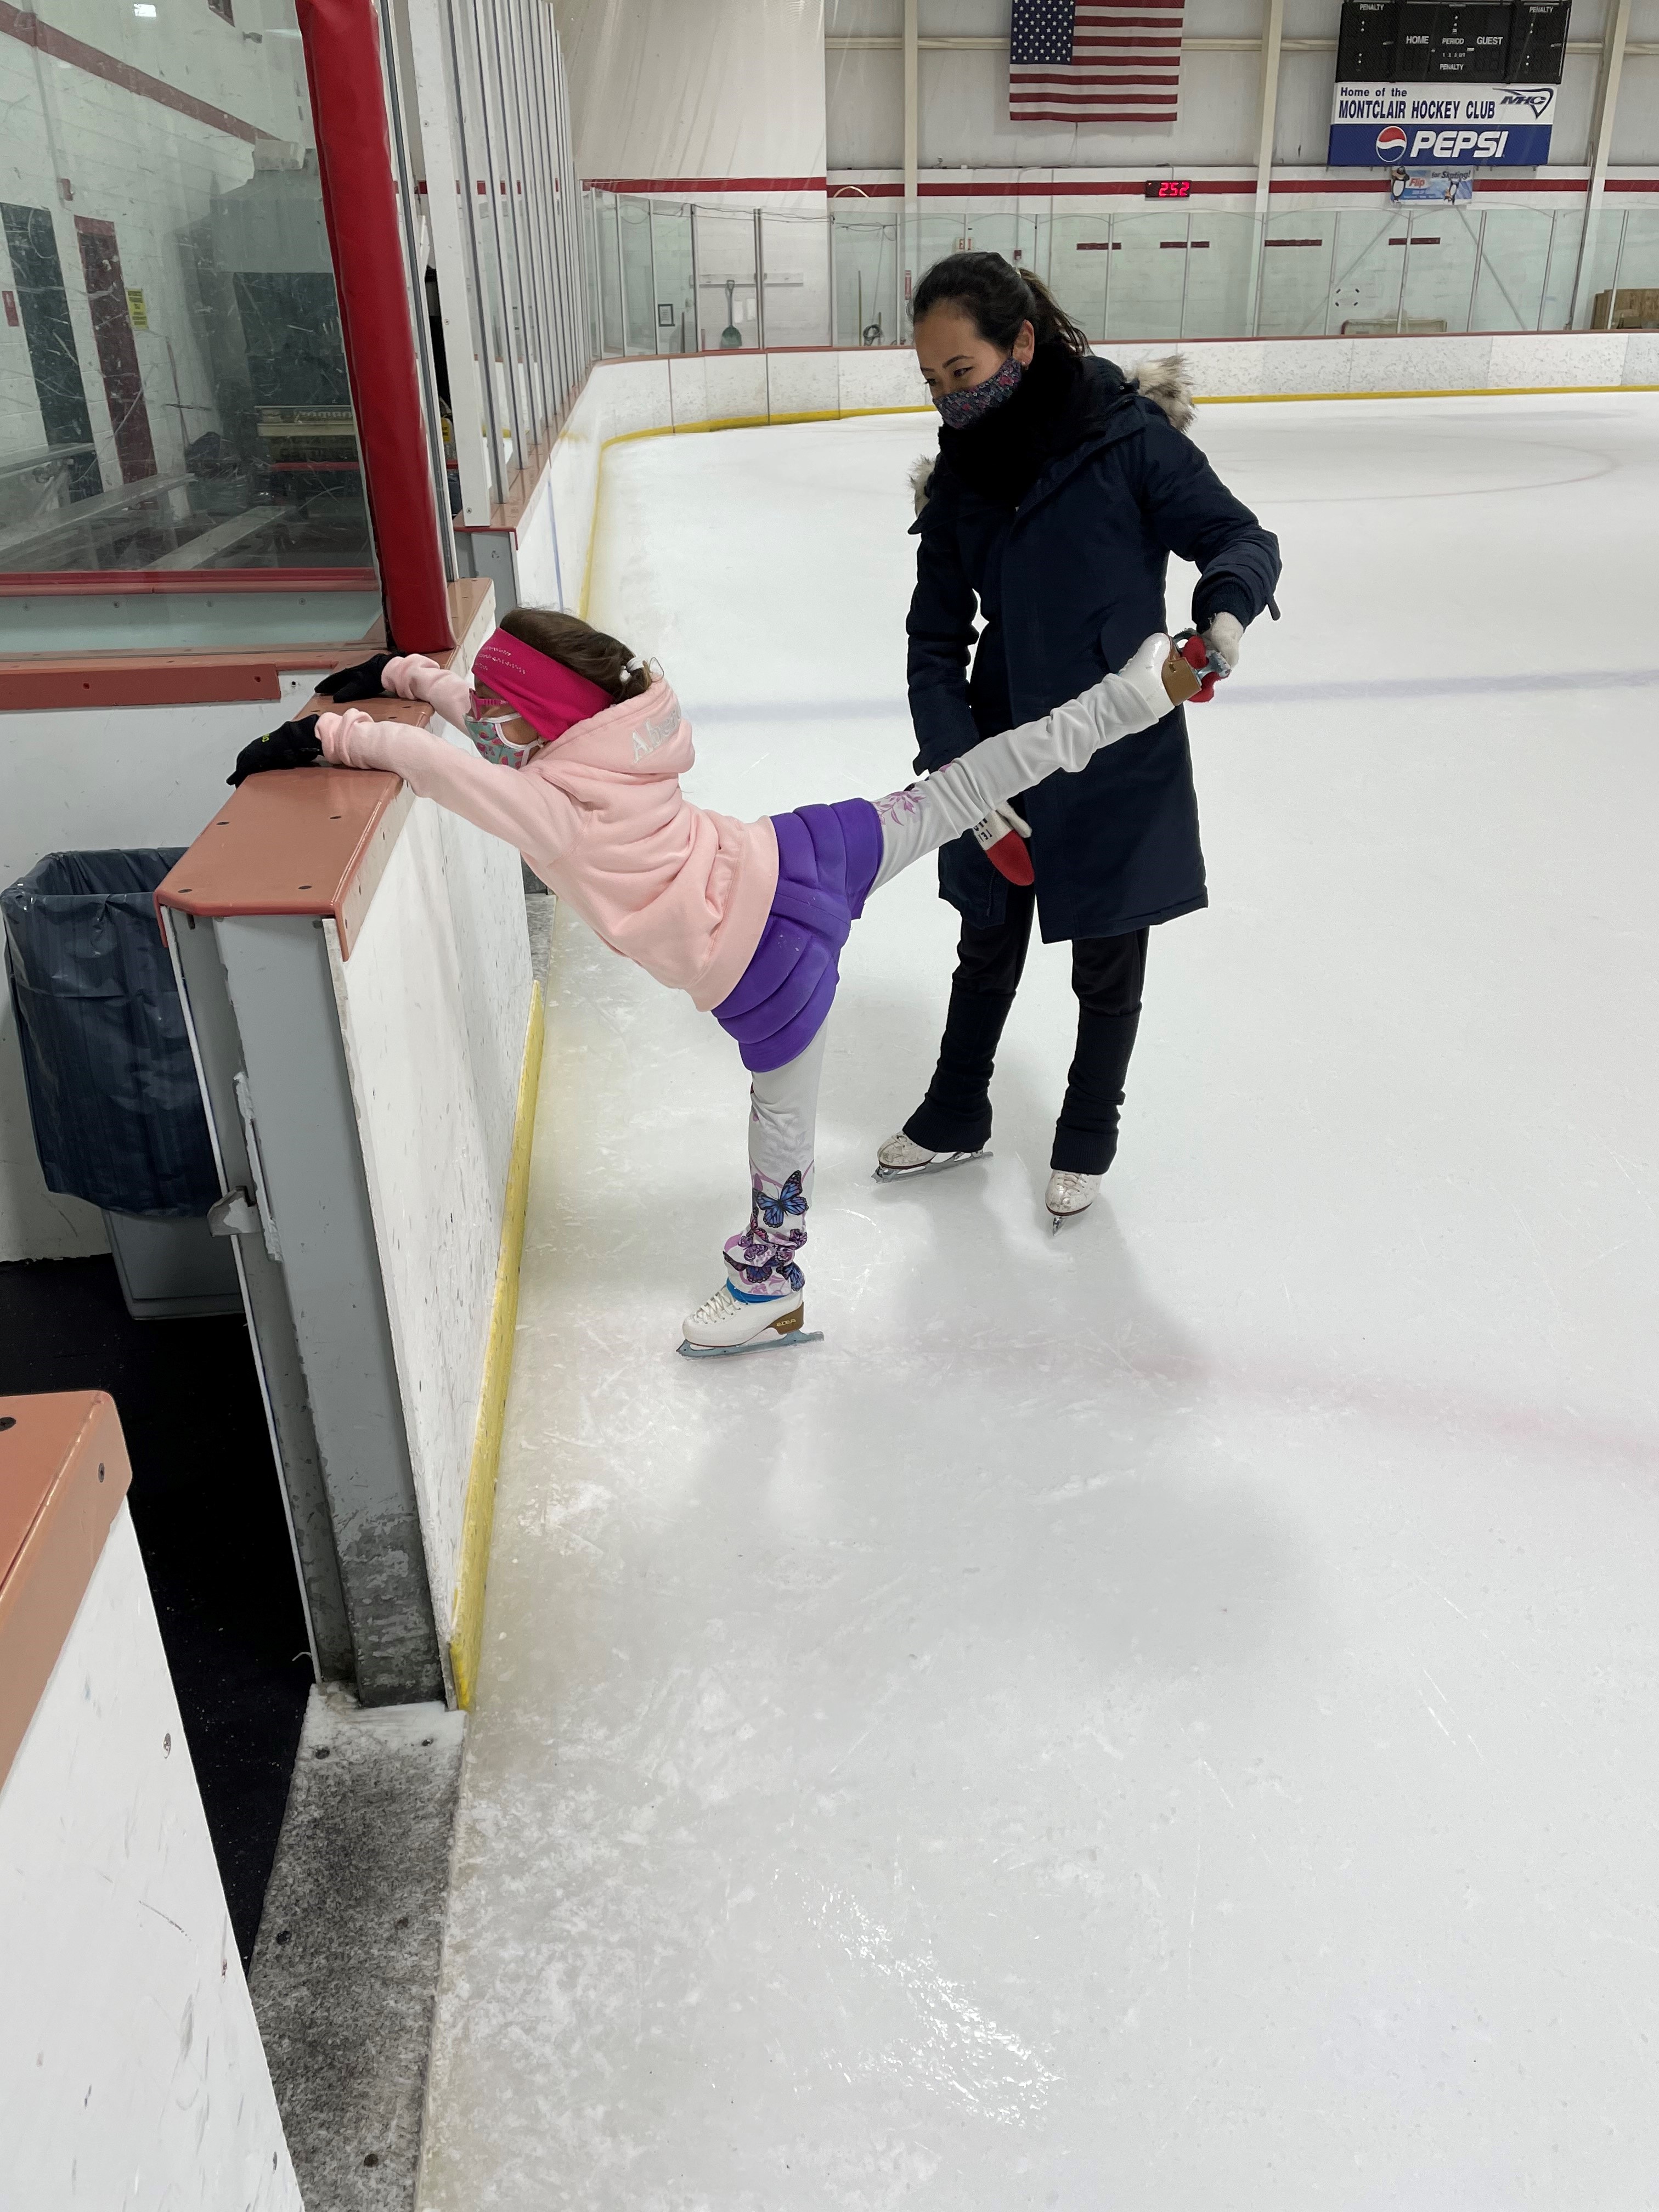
[1328,83,1556,166]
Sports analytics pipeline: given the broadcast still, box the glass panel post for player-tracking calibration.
[690,204,702,353]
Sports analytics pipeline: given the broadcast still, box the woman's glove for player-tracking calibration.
[379,653,445,703]
[1202,612,1243,671]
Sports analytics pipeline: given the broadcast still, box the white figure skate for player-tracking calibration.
[678,1281,823,1359]
[873,1132,991,1183]
[1045,1170,1101,1233]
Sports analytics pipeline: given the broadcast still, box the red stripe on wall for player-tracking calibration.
[826,176,1644,200]
[585,176,828,195]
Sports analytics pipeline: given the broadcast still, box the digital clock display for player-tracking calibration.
[1145,178,1193,199]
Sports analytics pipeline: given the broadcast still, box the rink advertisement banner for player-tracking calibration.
[1328,83,1556,166]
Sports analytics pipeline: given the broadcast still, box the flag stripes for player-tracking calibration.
[1009,0,1187,125]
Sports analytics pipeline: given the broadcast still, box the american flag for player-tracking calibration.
[1009,0,1185,127]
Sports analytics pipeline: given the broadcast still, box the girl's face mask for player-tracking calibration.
[934,351,1025,430]
[465,695,546,768]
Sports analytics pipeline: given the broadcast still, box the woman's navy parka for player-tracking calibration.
[906,353,1282,941]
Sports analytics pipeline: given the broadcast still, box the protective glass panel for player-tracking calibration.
[650,205,693,354]
[1257,214,1337,338]
[1399,206,1482,334]
[1576,206,1625,330]
[691,208,759,352]
[1539,207,1584,332]
[1469,207,1555,331]
[0,0,372,590]
[760,211,830,349]
[1328,210,1407,336]
[831,211,899,348]
[1609,207,1659,317]
[594,193,624,358]
[1106,211,1191,342]
[1181,212,1257,340]
[618,196,654,355]
[1042,214,1116,345]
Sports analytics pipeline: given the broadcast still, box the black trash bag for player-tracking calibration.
[1,850,219,1218]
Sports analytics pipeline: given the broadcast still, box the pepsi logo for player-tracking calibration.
[1376,125,1408,160]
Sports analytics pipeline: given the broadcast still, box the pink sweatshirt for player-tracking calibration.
[320,678,780,1011]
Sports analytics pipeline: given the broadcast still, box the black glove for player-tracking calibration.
[314,652,396,704]
[228,714,323,787]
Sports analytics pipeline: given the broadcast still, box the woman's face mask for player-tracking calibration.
[933,351,1025,431]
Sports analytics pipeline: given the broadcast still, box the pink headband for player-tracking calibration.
[470,627,614,742]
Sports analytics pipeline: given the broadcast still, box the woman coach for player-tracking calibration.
[877,252,1282,1226]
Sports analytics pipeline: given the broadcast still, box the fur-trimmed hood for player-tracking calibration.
[910,351,1195,513]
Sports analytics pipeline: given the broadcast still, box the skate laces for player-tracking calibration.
[689,1285,740,1326]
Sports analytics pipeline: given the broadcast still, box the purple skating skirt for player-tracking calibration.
[713,799,883,1074]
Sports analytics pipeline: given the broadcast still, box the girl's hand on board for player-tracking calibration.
[380,653,444,702]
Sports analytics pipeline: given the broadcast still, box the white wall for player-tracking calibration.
[329,783,532,1648]
[555,0,827,190]
[0,671,332,1263]
[0,1503,301,2211]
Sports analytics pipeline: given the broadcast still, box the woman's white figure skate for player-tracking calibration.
[678,1281,823,1359]
[1045,1170,1100,1232]
[873,1132,991,1182]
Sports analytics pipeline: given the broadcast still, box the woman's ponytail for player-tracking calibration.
[910,251,1092,360]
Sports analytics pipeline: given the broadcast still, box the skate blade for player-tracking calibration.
[678,1329,825,1360]
[1047,1206,1093,1234]
[872,1148,991,1183]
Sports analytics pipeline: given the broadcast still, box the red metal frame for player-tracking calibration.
[295,0,453,654]
[0,568,379,596]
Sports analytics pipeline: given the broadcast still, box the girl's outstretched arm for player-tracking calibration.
[870,633,1182,893]
[318,708,582,871]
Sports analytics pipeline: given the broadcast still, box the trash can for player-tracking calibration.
[2,850,240,1320]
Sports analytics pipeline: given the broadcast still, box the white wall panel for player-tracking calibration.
[1609,59,1659,163]
[329,787,532,1637]
[0,1505,300,2211]
[827,47,905,171]
[555,0,827,187]
[1275,49,1344,163]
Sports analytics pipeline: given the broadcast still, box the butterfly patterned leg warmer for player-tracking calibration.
[721,1023,829,1297]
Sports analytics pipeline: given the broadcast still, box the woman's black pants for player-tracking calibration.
[902,884,1148,1176]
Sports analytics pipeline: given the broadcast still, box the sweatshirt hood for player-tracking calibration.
[532,675,693,781]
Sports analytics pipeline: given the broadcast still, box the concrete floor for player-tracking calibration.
[418,394,1659,2209]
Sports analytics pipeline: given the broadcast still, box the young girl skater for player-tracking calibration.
[309,609,1195,1356]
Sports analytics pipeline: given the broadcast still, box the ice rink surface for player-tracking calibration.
[420,394,1659,2209]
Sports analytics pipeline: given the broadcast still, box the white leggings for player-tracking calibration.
[718,651,1170,1296]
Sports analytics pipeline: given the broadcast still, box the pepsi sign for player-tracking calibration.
[1329,82,1556,166]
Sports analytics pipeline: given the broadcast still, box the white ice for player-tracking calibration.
[419,394,1659,2209]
